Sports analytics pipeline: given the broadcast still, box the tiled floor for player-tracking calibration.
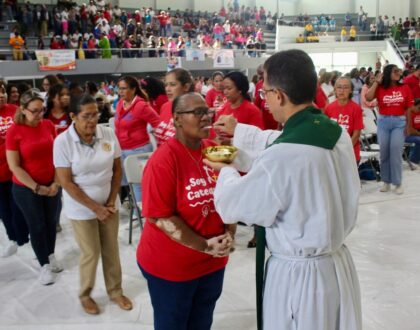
[0,165,419,330]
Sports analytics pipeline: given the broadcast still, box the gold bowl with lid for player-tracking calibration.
[203,146,238,164]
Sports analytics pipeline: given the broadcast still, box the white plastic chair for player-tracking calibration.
[123,152,153,244]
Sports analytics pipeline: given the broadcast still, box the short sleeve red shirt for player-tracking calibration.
[137,138,228,281]
[47,112,71,135]
[403,74,420,99]
[0,104,17,182]
[375,84,414,116]
[6,119,56,185]
[324,100,364,161]
[154,100,176,146]
[150,94,169,115]
[205,88,226,111]
[412,111,420,130]
[216,99,264,129]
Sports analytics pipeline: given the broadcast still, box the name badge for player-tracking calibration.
[102,143,111,152]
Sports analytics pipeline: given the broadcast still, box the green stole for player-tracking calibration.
[255,106,342,330]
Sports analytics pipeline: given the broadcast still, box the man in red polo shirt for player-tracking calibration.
[403,64,420,99]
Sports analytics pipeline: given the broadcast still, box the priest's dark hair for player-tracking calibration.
[263,49,317,105]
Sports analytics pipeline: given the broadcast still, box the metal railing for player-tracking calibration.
[0,47,275,62]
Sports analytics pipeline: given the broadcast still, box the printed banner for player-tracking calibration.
[166,56,182,71]
[186,49,205,61]
[35,50,76,71]
[213,50,234,68]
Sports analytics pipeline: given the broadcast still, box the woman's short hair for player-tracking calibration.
[263,50,317,105]
[69,94,97,116]
[224,71,251,101]
[15,89,44,124]
[211,71,224,80]
[166,68,194,92]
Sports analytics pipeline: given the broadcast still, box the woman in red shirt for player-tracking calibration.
[405,98,420,164]
[115,76,161,202]
[0,85,29,257]
[216,71,264,141]
[45,83,71,135]
[139,76,168,115]
[155,68,195,145]
[138,92,235,330]
[324,77,364,162]
[366,65,414,194]
[205,71,226,112]
[6,89,62,285]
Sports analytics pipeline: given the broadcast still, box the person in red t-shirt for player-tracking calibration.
[314,82,329,110]
[254,65,278,130]
[405,98,420,164]
[0,85,29,257]
[205,71,226,113]
[140,76,168,115]
[45,83,71,135]
[325,77,364,162]
[366,64,415,194]
[6,89,62,285]
[155,68,195,146]
[403,65,420,99]
[138,93,235,330]
[115,76,162,202]
[216,71,264,135]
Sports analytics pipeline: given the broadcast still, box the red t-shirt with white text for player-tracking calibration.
[137,138,228,281]
[375,85,414,116]
[412,111,420,130]
[154,100,176,146]
[325,100,364,161]
[0,104,17,182]
[6,119,56,186]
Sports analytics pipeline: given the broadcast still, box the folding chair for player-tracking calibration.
[123,152,153,244]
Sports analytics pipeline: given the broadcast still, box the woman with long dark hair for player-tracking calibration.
[45,84,71,135]
[139,76,168,114]
[366,64,414,194]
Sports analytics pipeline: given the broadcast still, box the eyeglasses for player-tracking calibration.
[176,107,215,117]
[79,112,100,121]
[259,88,276,100]
[25,107,45,115]
[335,85,351,90]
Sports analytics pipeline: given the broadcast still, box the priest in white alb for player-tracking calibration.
[204,49,362,330]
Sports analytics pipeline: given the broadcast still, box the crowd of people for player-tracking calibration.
[4,1,270,61]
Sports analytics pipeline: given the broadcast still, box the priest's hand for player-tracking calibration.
[213,115,237,138]
[203,158,233,172]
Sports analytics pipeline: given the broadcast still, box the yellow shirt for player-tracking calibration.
[350,29,357,38]
[341,29,347,37]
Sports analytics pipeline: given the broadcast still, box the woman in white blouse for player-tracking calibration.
[53,94,132,315]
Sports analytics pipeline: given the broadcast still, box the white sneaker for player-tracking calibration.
[379,183,390,192]
[48,254,63,273]
[39,264,55,285]
[1,241,18,258]
[395,185,404,195]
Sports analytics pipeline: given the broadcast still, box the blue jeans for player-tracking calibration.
[121,143,153,202]
[140,265,225,330]
[405,135,420,164]
[0,181,29,246]
[377,115,406,185]
[12,184,61,266]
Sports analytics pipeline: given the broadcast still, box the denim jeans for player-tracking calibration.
[140,265,225,330]
[0,181,29,246]
[405,135,420,164]
[121,143,153,202]
[12,184,61,266]
[377,115,406,185]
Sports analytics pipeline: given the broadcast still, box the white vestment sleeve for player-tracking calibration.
[214,158,284,227]
[232,124,281,172]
